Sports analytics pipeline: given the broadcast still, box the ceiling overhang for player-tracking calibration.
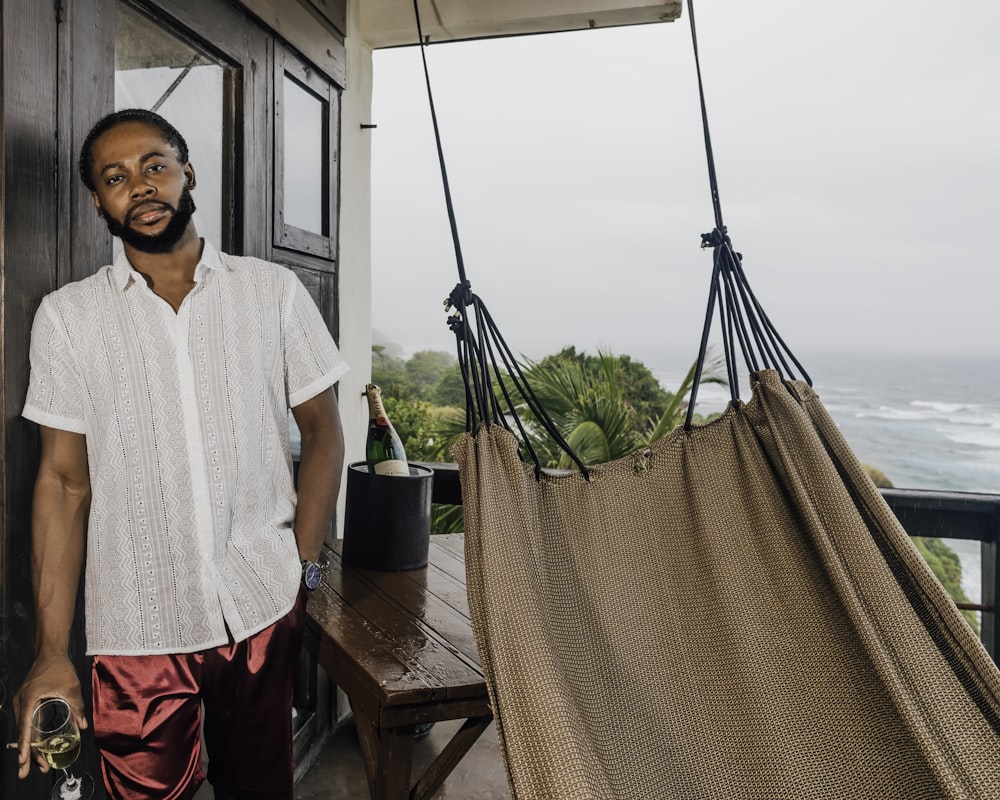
[360,1,683,49]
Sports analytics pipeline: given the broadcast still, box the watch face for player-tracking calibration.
[303,562,322,590]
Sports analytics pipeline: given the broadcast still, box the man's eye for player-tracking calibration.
[147,164,165,173]
[107,176,123,185]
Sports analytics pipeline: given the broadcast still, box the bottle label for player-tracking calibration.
[373,459,409,477]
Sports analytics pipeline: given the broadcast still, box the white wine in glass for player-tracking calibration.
[31,698,94,800]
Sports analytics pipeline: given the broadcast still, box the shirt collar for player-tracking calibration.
[111,239,226,291]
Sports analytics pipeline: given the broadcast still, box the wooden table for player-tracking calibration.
[306,533,494,800]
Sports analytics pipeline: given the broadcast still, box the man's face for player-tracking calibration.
[89,121,197,254]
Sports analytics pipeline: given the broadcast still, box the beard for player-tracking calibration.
[104,187,197,254]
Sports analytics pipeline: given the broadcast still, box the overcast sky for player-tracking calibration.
[370,0,1000,372]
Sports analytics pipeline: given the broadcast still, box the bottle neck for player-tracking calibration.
[367,391,388,422]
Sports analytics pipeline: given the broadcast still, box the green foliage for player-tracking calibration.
[371,345,411,399]
[371,346,456,402]
[381,397,438,461]
[913,537,980,634]
[864,465,894,488]
[518,346,727,469]
[433,364,468,408]
[647,352,727,443]
[520,349,642,468]
[406,350,457,399]
[528,347,670,434]
[431,504,465,535]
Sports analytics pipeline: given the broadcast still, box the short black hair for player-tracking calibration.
[78,108,189,191]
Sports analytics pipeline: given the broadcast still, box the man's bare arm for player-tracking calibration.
[13,426,90,778]
[291,387,345,563]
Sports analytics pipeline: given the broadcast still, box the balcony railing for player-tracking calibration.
[881,488,998,660]
[422,463,999,661]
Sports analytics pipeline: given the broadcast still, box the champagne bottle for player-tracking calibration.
[364,384,409,476]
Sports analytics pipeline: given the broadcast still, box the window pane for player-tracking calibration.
[115,2,225,249]
[282,75,325,235]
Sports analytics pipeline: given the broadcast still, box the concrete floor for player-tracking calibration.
[194,717,511,799]
[296,719,510,799]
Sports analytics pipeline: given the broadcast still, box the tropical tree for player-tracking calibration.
[405,350,456,399]
[517,347,727,469]
[371,347,457,401]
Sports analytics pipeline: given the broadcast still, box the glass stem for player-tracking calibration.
[60,771,82,800]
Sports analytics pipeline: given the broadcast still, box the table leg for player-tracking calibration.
[354,708,416,799]
[410,714,495,800]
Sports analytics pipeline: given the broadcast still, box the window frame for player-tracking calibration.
[273,47,340,263]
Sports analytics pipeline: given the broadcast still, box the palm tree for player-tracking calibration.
[518,348,727,469]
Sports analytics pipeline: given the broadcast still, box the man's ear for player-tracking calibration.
[92,192,105,219]
[184,163,196,190]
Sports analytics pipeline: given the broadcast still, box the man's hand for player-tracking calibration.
[16,425,91,779]
[12,654,87,778]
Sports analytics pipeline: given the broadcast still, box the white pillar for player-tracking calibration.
[335,0,375,534]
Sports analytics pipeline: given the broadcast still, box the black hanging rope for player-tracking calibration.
[411,0,812,466]
[683,0,811,430]
[413,0,589,479]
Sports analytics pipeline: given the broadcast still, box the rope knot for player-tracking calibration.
[700,226,729,249]
[444,280,473,312]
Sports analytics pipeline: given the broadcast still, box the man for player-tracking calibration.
[13,108,348,799]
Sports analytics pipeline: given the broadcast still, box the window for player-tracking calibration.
[274,48,339,261]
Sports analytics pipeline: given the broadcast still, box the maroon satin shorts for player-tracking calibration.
[91,590,306,800]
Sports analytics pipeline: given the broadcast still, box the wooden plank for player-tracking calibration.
[425,558,473,620]
[327,564,484,703]
[433,533,467,561]
[303,0,347,35]
[427,541,468,585]
[307,580,438,704]
[308,563,483,705]
[326,536,477,660]
[235,0,346,86]
[328,540,482,677]
[378,698,491,728]
[64,0,116,285]
[361,566,480,671]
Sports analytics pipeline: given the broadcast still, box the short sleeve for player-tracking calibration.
[23,298,87,433]
[282,274,349,408]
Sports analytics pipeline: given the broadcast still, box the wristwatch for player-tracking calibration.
[301,558,322,591]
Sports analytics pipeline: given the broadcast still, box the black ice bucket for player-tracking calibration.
[342,461,434,570]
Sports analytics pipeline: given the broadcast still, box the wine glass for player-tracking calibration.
[31,698,94,800]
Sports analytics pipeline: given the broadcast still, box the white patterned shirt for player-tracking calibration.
[23,241,348,655]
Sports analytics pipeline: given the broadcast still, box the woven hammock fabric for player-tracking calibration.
[454,370,1000,799]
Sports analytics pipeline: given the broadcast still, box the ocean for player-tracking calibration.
[657,350,1000,495]
[645,348,1000,607]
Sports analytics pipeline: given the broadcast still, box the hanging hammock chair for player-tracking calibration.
[409,1,1000,797]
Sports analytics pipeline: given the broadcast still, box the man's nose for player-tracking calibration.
[128,176,155,199]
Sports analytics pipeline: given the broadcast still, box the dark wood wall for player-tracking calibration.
[1,1,82,795]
